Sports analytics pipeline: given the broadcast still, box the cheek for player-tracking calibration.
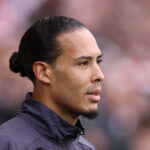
[55,69,87,97]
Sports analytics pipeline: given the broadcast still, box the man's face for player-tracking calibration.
[49,28,104,118]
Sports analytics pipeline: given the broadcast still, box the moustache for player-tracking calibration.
[86,83,102,93]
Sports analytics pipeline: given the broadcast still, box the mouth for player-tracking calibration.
[86,89,101,102]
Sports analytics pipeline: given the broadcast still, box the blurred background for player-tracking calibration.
[0,0,150,150]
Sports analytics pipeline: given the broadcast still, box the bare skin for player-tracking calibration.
[32,28,104,125]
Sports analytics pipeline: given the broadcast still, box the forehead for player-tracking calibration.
[56,28,101,58]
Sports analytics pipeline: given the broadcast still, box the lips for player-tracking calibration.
[86,89,101,102]
[87,89,101,95]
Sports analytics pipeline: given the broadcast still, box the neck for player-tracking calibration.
[32,87,78,126]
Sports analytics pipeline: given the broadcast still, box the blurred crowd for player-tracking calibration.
[0,0,150,150]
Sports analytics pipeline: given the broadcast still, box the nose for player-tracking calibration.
[91,64,104,83]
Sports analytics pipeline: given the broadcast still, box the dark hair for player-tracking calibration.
[35,148,46,150]
[9,16,86,81]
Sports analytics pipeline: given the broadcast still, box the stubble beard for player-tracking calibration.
[81,111,98,119]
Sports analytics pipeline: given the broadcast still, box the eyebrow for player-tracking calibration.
[97,53,103,59]
[74,53,103,61]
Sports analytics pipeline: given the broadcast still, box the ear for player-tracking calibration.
[33,61,53,84]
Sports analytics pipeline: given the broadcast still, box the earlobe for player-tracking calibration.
[33,62,52,84]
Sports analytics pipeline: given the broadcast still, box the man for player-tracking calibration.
[0,16,104,150]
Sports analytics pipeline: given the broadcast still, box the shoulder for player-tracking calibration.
[78,136,96,150]
[0,116,40,144]
[0,134,17,150]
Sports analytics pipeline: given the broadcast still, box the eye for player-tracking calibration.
[97,59,103,65]
[78,61,88,66]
